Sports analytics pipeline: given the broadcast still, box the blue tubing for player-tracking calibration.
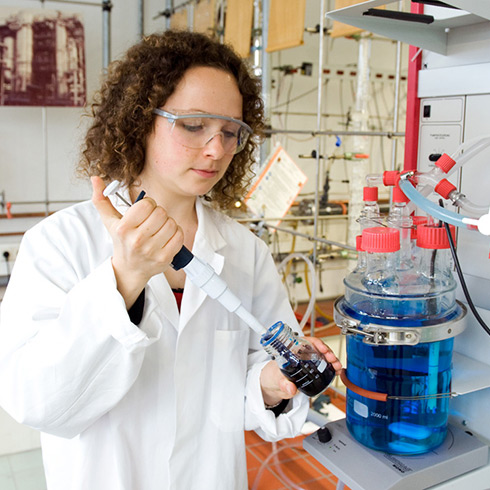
[398,179,466,228]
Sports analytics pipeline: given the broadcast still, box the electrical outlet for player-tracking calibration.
[0,242,20,277]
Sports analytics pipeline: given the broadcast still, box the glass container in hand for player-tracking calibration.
[260,321,336,397]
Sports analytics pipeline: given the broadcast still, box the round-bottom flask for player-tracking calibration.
[260,321,336,397]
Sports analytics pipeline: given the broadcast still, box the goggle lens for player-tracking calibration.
[153,109,252,155]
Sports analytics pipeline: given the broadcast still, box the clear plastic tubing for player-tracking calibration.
[417,136,490,197]
[367,136,490,200]
[451,134,490,157]
[277,253,316,331]
[398,178,466,229]
[449,136,490,174]
[452,194,489,216]
[251,441,306,490]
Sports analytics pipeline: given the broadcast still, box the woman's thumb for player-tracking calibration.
[91,176,122,230]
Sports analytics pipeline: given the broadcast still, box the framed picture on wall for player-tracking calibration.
[0,7,86,107]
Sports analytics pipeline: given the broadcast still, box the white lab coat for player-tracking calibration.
[0,195,308,490]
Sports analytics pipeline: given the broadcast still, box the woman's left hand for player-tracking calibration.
[260,361,298,407]
[306,337,343,375]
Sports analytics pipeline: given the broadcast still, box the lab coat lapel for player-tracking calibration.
[147,274,180,329]
[179,200,226,331]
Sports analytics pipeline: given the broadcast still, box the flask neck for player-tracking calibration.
[418,248,455,282]
[366,250,399,273]
[360,202,381,230]
[260,322,297,358]
[362,250,400,293]
[387,207,413,270]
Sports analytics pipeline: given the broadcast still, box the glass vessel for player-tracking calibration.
[260,321,335,397]
[338,223,462,455]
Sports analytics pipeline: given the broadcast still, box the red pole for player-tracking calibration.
[403,2,424,171]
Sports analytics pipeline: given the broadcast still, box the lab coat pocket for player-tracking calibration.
[210,329,250,432]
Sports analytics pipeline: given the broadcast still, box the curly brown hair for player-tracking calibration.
[78,30,264,210]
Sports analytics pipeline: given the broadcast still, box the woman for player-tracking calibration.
[0,30,341,490]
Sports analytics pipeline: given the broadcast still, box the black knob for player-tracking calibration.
[429,153,442,162]
[317,426,332,443]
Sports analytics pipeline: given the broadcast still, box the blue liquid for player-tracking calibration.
[346,335,453,455]
[341,258,459,455]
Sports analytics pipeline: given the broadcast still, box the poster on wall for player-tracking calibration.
[244,145,308,228]
[0,7,86,107]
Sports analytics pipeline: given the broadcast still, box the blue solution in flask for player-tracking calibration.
[337,225,463,455]
[260,321,336,397]
[346,331,453,454]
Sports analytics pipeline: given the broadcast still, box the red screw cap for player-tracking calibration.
[383,170,400,186]
[362,227,400,253]
[363,186,378,202]
[417,224,456,249]
[435,179,457,199]
[434,153,456,174]
[356,235,364,251]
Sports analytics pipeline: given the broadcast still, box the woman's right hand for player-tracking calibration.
[91,176,184,308]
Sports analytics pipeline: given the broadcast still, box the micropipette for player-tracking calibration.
[102,180,132,207]
[104,182,335,395]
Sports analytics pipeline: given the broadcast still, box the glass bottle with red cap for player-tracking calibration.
[387,185,413,271]
[416,224,457,316]
[359,186,381,231]
[410,215,428,265]
[361,226,401,295]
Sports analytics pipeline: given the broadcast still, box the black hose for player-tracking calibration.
[440,201,490,336]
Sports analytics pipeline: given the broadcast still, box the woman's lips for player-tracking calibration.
[192,168,219,178]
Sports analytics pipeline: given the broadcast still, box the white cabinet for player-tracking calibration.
[326,0,490,55]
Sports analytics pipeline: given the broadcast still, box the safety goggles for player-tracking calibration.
[153,108,253,155]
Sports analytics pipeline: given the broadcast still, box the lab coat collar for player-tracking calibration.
[149,199,228,332]
[192,198,226,266]
[179,199,226,331]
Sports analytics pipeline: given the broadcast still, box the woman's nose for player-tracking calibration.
[202,132,227,158]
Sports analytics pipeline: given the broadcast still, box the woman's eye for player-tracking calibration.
[182,123,204,133]
[222,130,238,139]
[221,125,239,139]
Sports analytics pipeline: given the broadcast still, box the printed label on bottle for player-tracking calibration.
[317,360,327,373]
[354,399,368,418]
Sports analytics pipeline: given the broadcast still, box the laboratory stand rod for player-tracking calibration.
[31,0,103,6]
[102,0,112,69]
[4,200,86,206]
[238,214,348,223]
[266,224,357,252]
[390,2,403,172]
[260,0,272,163]
[42,107,49,217]
[265,129,405,137]
[311,0,327,335]
[138,0,144,39]
[165,0,173,29]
